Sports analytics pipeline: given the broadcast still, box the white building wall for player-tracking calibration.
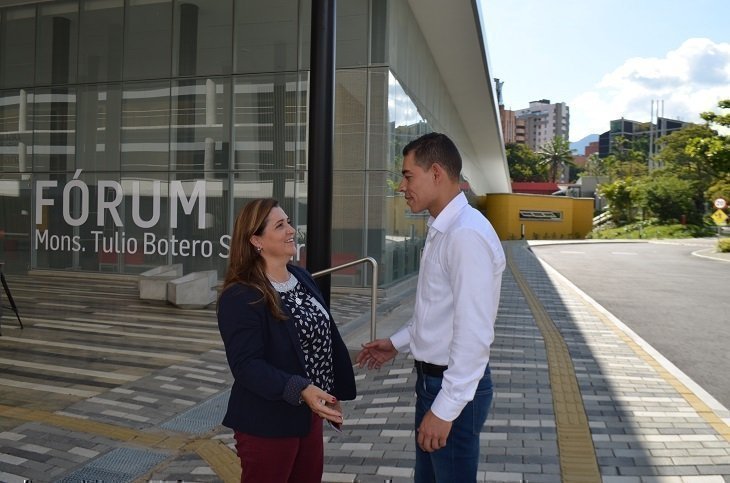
[516,100,570,150]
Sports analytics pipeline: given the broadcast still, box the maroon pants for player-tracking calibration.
[234,413,324,483]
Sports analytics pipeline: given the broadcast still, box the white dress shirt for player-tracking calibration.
[390,192,506,421]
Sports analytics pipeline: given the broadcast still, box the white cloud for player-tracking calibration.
[569,38,730,141]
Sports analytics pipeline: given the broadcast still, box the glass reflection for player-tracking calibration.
[234,0,299,74]
[0,7,36,89]
[32,87,77,173]
[77,83,122,171]
[233,74,306,181]
[0,89,33,174]
[35,2,79,86]
[123,0,172,80]
[121,81,171,171]
[0,174,31,271]
[78,0,124,83]
[173,0,232,77]
[171,172,229,276]
[171,78,231,173]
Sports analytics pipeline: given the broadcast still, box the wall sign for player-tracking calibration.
[519,210,563,221]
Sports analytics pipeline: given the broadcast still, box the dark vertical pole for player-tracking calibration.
[178,3,198,76]
[306,0,335,305]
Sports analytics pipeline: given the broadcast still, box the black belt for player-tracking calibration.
[414,360,448,377]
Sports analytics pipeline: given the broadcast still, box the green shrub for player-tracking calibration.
[718,238,730,253]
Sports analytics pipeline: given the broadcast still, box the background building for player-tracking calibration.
[499,105,526,145]
[0,0,509,288]
[598,116,692,159]
[494,78,525,145]
[515,99,570,150]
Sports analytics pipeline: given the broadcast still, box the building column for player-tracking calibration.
[306,0,335,304]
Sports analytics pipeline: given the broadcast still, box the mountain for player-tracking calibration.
[570,134,599,155]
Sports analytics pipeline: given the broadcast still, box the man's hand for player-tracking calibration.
[417,410,452,452]
[356,338,397,369]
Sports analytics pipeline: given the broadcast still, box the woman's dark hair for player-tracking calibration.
[220,198,287,320]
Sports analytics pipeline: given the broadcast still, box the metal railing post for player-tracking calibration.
[312,257,378,341]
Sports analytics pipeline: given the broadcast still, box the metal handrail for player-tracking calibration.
[312,257,378,341]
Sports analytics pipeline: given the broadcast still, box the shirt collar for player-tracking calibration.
[427,192,468,234]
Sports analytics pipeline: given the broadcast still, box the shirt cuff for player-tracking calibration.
[283,375,311,406]
[430,391,465,422]
[390,327,411,353]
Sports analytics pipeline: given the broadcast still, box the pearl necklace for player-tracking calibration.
[267,273,302,305]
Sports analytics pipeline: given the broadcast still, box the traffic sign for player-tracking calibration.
[711,209,728,225]
[714,198,727,210]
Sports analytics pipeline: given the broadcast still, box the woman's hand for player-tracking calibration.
[300,384,343,424]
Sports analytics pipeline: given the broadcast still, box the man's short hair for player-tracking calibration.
[402,132,462,181]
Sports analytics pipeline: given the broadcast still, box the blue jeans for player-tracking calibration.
[414,365,493,483]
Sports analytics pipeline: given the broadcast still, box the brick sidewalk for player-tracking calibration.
[0,241,728,482]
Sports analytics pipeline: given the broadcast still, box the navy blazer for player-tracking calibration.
[217,264,356,437]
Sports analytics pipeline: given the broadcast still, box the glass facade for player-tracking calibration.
[0,0,479,288]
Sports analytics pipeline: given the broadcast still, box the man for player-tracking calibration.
[357,132,505,483]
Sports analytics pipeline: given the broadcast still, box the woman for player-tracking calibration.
[217,198,356,483]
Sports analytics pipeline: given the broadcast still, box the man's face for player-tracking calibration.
[398,152,437,214]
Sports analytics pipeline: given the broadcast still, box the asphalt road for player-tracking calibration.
[530,239,730,410]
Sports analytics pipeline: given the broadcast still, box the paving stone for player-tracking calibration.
[0,242,728,482]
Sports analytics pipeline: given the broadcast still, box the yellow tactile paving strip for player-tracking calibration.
[592,303,730,443]
[0,403,239,483]
[506,249,602,483]
[535,255,730,444]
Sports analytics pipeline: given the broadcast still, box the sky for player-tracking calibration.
[480,0,730,143]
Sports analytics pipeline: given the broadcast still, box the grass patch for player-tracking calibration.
[589,220,716,239]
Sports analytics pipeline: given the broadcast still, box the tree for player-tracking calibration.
[602,154,649,180]
[634,175,697,223]
[537,136,575,183]
[584,153,608,177]
[654,106,730,213]
[706,174,730,206]
[611,134,648,164]
[602,135,648,180]
[700,99,730,127]
[505,143,547,182]
[599,178,637,225]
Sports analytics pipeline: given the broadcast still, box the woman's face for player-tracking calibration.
[251,206,297,263]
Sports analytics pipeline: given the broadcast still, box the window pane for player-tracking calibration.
[233,74,306,174]
[0,7,36,88]
[234,0,299,74]
[0,89,33,174]
[77,83,122,171]
[32,88,77,172]
[370,0,387,64]
[336,0,368,68]
[0,173,32,272]
[32,171,77,269]
[331,170,365,287]
[78,0,124,83]
[335,69,366,169]
[170,172,229,277]
[35,2,79,86]
[171,78,231,173]
[173,0,232,76]
[367,68,388,169]
[118,172,170,273]
[124,0,172,80]
[121,81,170,171]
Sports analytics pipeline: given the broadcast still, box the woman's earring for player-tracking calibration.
[255,246,262,253]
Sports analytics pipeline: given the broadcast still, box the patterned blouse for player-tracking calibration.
[271,274,334,393]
